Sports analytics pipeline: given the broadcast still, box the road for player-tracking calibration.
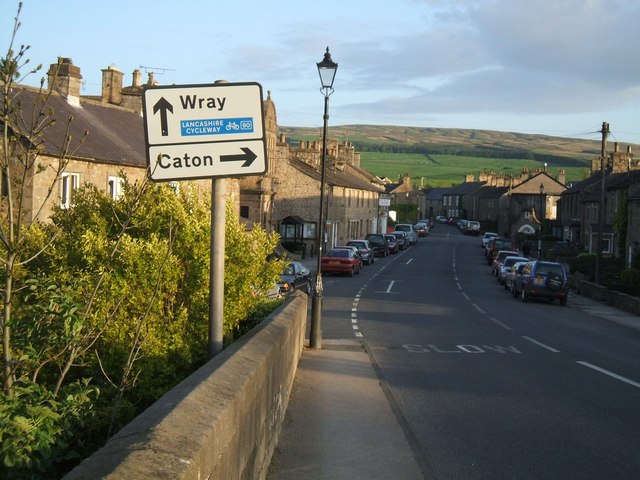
[318,224,640,479]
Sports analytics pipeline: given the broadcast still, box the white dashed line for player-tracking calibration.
[522,336,560,352]
[577,361,640,389]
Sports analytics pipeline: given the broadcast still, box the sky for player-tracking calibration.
[4,0,640,144]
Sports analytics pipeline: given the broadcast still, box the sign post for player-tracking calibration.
[142,82,267,358]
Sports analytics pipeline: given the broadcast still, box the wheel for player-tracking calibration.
[547,272,563,291]
[559,296,567,306]
[349,266,355,277]
[511,283,518,297]
[371,256,375,264]
[521,288,528,302]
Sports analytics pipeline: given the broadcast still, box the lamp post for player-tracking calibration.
[310,47,337,350]
[538,183,544,258]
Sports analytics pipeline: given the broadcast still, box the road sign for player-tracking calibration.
[142,82,267,181]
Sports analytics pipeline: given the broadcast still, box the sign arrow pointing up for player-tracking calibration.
[153,97,173,136]
[220,148,257,167]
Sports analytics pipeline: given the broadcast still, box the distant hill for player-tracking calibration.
[279,125,640,187]
[280,125,638,164]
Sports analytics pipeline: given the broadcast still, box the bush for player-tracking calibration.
[0,379,98,479]
[618,269,640,296]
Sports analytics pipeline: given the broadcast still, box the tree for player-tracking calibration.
[1,2,87,395]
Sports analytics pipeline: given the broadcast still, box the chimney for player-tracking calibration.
[47,57,82,106]
[132,69,142,87]
[101,65,123,105]
[558,168,566,186]
[614,142,619,153]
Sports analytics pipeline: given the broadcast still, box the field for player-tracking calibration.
[359,152,591,188]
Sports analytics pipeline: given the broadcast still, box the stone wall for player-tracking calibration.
[63,293,308,480]
[575,279,640,315]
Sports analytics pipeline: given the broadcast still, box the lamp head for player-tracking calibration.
[317,47,338,90]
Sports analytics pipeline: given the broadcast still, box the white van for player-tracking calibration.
[393,224,418,245]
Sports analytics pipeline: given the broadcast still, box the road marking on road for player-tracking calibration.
[473,304,486,314]
[386,280,396,293]
[577,361,640,389]
[522,336,561,352]
[406,258,413,264]
[488,316,512,330]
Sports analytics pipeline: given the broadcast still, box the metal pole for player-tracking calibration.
[595,121,609,285]
[209,177,226,358]
[310,92,330,349]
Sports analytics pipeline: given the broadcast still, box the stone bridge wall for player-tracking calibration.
[63,293,308,480]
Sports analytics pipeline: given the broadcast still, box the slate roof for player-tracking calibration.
[423,187,454,200]
[288,157,383,193]
[6,86,146,168]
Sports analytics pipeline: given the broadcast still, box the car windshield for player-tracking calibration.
[283,264,295,275]
[395,225,410,231]
[327,250,349,258]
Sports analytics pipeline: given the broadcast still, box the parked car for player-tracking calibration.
[496,255,529,285]
[365,233,390,257]
[414,222,429,237]
[511,260,569,305]
[393,224,418,245]
[320,248,362,276]
[335,245,362,262]
[486,237,517,264]
[464,220,481,235]
[435,215,448,224]
[481,232,499,248]
[385,234,399,253]
[391,231,408,250]
[492,250,521,277]
[278,261,312,296]
[504,260,529,292]
[346,239,375,265]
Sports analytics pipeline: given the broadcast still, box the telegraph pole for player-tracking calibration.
[595,121,609,285]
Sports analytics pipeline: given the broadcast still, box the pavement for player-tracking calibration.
[267,257,640,480]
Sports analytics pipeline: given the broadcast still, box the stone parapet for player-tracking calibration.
[63,293,308,480]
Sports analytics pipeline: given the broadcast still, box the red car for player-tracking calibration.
[321,248,362,276]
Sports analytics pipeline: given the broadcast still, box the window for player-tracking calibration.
[60,173,80,209]
[107,176,124,200]
[240,205,249,219]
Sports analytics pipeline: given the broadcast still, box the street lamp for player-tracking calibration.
[538,183,544,258]
[310,47,337,350]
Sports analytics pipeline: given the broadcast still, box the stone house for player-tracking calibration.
[500,171,566,239]
[442,180,486,220]
[239,92,384,256]
[3,60,149,224]
[557,143,640,265]
[422,187,452,219]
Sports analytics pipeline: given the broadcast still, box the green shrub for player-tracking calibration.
[0,379,98,479]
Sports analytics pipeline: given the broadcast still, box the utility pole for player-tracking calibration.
[595,121,609,285]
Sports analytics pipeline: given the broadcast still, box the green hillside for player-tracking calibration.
[279,125,636,187]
